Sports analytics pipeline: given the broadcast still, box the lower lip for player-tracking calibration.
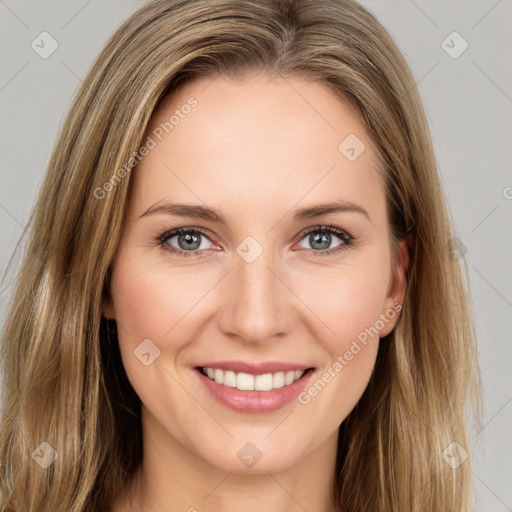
[194,367,315,413]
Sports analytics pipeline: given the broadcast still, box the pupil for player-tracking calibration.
[179,233,200,250]
[311,232,330,250]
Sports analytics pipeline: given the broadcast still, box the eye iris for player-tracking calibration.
[310,231,331,250]
[178,232,201,250]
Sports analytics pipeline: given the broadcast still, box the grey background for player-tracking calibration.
[1,1,511,510]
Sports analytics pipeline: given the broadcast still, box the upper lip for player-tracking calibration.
[195,360,314,375]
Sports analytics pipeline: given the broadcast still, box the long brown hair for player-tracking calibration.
[0,0,481,510]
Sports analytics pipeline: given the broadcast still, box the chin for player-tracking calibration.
[198,441,303,475]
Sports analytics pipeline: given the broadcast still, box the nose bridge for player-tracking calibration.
[218,238,291,343]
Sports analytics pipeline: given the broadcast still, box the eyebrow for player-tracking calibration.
[139,200,371,225]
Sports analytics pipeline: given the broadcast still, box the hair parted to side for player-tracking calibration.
[0,0,482,510]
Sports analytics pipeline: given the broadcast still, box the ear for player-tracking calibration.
[378,237,412,337]
[102,276,116,319]
[102,294,116,320]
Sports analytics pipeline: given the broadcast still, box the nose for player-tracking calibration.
[217,243,295,345]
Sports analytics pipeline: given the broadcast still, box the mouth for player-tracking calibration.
[193,363,315,413]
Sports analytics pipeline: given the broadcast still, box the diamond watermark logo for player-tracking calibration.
[237,442,263,468]
[441,31,469,59]
[441,441,469,469]
[31,442,58,468]
[236,236,264,264]
[31,31,59,59]
[134,338,161,366]
[338,134,366,161]
[447,236,468,262]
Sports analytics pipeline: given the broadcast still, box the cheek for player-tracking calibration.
[293,264,388,423]
[108,254,207,414]
[108,251,224,392]
[110,250,208,340]
[292,254,390,402]
[294,258,391,347]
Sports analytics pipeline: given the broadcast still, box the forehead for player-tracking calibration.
[129,73,385,225]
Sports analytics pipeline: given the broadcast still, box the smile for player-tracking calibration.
[199,366,307,391]
[194,363,315,413]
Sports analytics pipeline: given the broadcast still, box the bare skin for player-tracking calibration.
[105,72,409,512]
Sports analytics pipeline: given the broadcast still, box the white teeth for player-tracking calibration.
[201,367,307,391]
[223,370,237,388]
[284,371,295,385]
[273,371,285,388]
[255,373,273,391]
[237,372,254,390]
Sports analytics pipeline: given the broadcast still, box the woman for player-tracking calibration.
[0,0,482,510]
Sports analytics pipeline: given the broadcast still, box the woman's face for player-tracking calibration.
[104,72,408,475]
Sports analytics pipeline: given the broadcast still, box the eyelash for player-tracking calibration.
[157,225,355,259]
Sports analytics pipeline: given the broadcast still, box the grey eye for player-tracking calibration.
[297,230,345,251]
[164,230,213,251]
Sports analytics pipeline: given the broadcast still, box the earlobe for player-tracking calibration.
[102,269,116,319]
[102,295,116,320]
